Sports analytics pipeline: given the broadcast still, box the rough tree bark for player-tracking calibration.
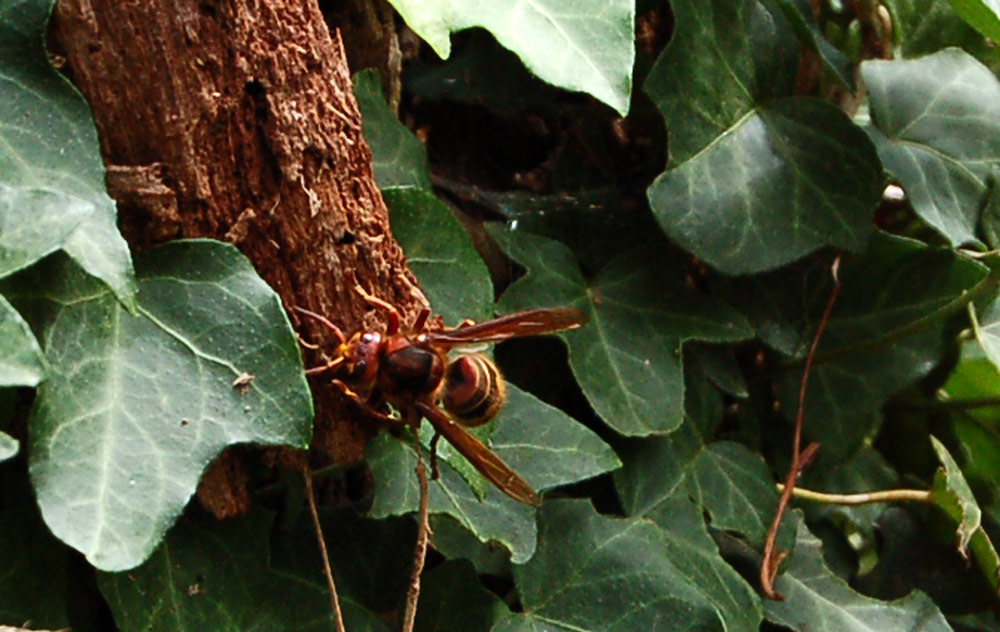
[51,0,427,515]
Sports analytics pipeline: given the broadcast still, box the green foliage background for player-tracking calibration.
[5,0,1000,630]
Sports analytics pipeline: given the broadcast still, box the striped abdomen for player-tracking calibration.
[442,354,506,427]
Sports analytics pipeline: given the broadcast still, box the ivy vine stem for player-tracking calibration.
[402,436,431,632]
[778,483,932,505]
[304,470,348,632]
[761,256,843,601]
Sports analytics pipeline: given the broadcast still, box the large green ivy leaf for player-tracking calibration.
[386,0,635,115]
[863,48,1000,247]
[368,384,620,563]
[736,233,990,460]
[615,369,788,549]
[0,292,44,387]
[1,240,312,571]
[644,0,883,274]
[618,429,785,549]
[495,229,752,436]
[766,516,953,631]
[385,187,492,326]
[0,470,72,628]
[946,0,1000,41]
[0,0,136,306]
[100,507,406,631]
[506,499,762,631]
[354,69,432,190]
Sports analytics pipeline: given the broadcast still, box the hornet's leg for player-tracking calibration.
[429,432,442,481]
[348,272,402,335]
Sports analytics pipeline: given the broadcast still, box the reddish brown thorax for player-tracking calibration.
[376,335,446,399]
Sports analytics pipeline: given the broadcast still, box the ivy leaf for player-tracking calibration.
[414,561,509,632]
[269,507,416,620]
[385,0,635,115]
[368,384,620,563]
[0,471,72,628]
[368,432,538,563]
[930,437,1000,597]
[0,185,91,280]
[736,233,990,460]
[883,0,1000,69]
[862,48,1000,247]
[509,499,762,631]
[766,515,953,631]
[0,0,136,306]
[941,343,1000,528]
[100,507,406,631]
[771,0,854,89]
[0,292,44,387]
[624,435,787,549]
[946,0,1000,41]
[970,294,1000,373]
[428,515,512,577]
[385,187,492,326]
[645,0,883,274]
[354,69,432,190]
[495,229,752,436]
[2,240,313,571]
[615,372,787,549]
[355,66,492,327]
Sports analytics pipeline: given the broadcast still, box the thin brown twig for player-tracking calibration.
[760,256,842,600]
[402,437,431,632]
[304,470,348,632]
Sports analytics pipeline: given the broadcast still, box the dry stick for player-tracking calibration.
[760,256,842,601]
[402,438,431,632]
[304,470,348,632]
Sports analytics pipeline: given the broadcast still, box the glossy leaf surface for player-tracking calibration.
[645,0,882,274]
[930,437,1000,596]
[368,384,620,562]
[355,69,433,190]
[3,241,312,571]
[0,0,135,304]
[496,229,752,436]
[508,499,762,631]
[863,49,1000,246]
[766,516,953,631]
[0,292,44,387]
[100,507,407,631]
